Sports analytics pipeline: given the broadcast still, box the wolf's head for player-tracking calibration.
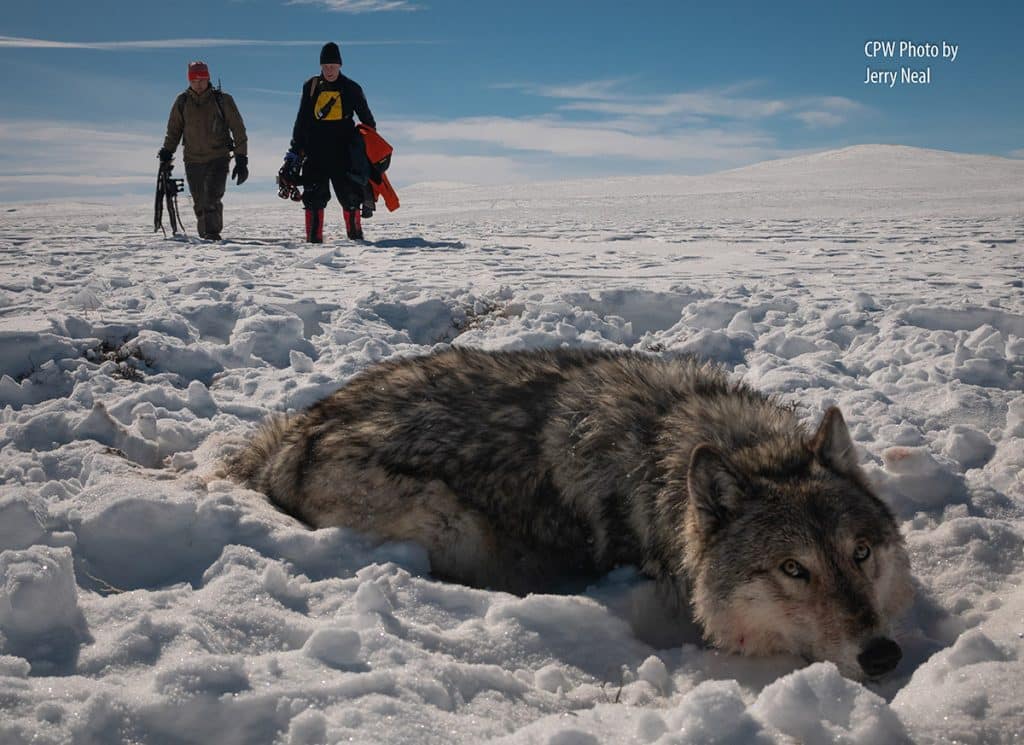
[681,407,914,681]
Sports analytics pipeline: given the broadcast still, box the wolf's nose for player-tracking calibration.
[857,637,902,676]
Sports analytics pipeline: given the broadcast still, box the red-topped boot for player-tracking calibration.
[343,208,364,240]
[305,208,324,243]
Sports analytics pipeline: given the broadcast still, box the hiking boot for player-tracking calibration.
[305,208,324,243]
[344,208,364,240]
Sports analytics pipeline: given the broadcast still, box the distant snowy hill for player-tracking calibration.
[402,144,1024,218]
[715,144,1024,187]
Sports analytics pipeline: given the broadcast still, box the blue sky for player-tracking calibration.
[1,0,1021,200]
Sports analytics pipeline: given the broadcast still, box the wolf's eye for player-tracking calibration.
[853,543,871,563]
[780,559,809,581]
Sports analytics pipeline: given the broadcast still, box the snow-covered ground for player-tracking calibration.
[1,144,1022,744]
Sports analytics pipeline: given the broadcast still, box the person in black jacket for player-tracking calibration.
[285,42,375,242]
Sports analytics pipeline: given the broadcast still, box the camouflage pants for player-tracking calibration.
[185,157,229,238]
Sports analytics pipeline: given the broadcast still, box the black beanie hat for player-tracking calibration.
[320,42,342,66]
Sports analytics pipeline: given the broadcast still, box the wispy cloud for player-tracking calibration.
[1008,148,1024,159]
[370,78,871,184]
[394,153,529,186]
[285,0,423,12]
[495,78,635,102]
[502,79,865,128]
[794,111,845,128]
[391,116,782,164]
[0,35,434,50]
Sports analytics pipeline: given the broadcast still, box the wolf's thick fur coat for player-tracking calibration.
[225,347,913,678]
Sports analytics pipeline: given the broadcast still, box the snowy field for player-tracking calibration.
[1,144,1023,744]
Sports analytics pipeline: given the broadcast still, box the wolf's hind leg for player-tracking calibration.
[303,464,515,591]
[387,478,521,592]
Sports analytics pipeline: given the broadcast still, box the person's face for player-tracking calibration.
[321,63,340,82]
[189,77,210,93]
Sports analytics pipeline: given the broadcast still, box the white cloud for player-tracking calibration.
[395,153,531,185]
[502,78,865,128]
[284,0,423,12]
[794,111,846,128]
[562,92,788,120]
[498,79,634,101]
[391,116,779,162]
[1008,148,1024,159]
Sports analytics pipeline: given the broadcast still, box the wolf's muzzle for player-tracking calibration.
[857,637,902,676]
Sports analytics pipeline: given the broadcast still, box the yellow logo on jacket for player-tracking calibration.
[314,91,342,121]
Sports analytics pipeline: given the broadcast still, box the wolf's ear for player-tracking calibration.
[687,444,743,532]
[811,407,861,478]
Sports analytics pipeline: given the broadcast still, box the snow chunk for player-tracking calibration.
[0,546,80,638]
[231,313,317,369]
[186,380,217,418]
[74,481,226,590]
[533,663,572,693]
[354,580,393,616]
[289,349,316,373]
[852,292,879,311]
[0,492,47,551]
[284,709,328,745]
[0,654,31,677]
[752,662,911,744]
[546,731,599,745]
[668,679,769,744]
[0,331,81,380]
[130,329,224,384]
[303,627,362,668]
[1006,396,1024,437]
[0,546,87,670]
[892,629,1021,744]
[876,446,967,509]
[942,425,996,470]
[897,305,1024,337]
[154,654,249,696]
[637,655,670,694]
[76,402,161,467]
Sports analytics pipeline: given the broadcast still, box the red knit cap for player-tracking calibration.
[187,61,210,81]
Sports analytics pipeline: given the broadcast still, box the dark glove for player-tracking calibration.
[283,150,301,175]
[231,155,249,186]
[158,148,174,163]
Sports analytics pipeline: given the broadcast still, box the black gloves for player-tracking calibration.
[232,155,249,186]
[282,150,302,177]
[158,148,174,163]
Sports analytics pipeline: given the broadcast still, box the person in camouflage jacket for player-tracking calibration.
[159,61,248,240]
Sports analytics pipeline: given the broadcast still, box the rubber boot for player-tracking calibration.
[305,208,324,243]
[344,208,364,240]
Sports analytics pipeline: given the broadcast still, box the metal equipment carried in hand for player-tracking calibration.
[154,159,187,237]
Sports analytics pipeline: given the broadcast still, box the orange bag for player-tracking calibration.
[357,124,400,212]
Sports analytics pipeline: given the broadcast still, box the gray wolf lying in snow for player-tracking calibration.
[224,347,913,679]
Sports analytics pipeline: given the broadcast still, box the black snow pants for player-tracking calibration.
[301,159,364,211]
[185,156,229,239]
